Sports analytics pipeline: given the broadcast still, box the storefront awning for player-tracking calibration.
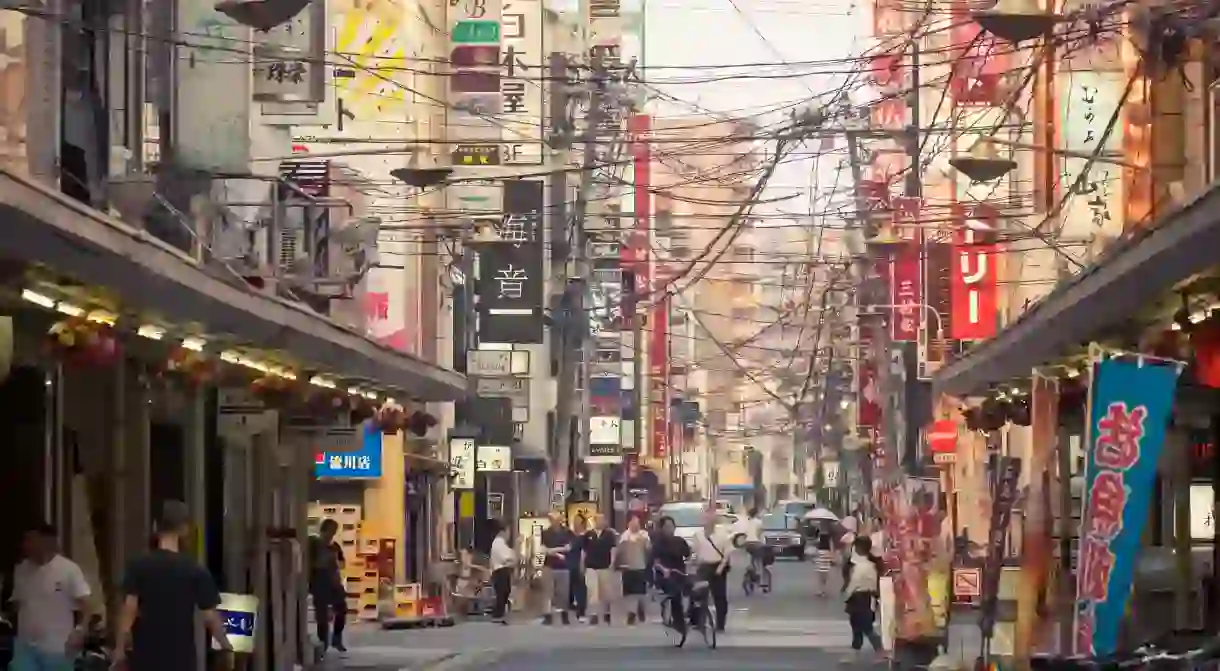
[934,182,1220,397]
[0,169,467,401]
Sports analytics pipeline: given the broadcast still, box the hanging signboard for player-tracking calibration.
[476,180,546,343]
[450,438,477,489]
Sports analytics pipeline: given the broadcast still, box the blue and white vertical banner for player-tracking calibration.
[1073,353,1181,656]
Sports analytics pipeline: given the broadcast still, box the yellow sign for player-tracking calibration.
[458,490,475,518]
[566,502,597,530]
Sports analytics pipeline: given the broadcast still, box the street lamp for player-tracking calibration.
[951,135,1147,182]
[971,0,1062,44]
[214,0,314,31]
[391,166,453,188]
[950,138,1018,183]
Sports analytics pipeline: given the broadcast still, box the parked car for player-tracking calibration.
[760,512,806,559]
[656,502,736,545]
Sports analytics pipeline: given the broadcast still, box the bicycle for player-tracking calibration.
[741,545,772,596]
[656,568,717,650]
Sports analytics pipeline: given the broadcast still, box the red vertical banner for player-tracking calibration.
[650,297,670,459]
[857,326,881,429]
[627,114,652,304]
[891,243,922,341]
[950,203,1000,340]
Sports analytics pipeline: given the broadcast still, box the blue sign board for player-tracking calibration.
[314,424,383,479]
[1074,357,1180,655]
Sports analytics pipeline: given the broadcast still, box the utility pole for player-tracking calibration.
[552,54,614,512]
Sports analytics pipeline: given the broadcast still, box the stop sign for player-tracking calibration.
[927,419,958,457]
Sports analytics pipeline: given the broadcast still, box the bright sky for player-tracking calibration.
[643,0,868,237]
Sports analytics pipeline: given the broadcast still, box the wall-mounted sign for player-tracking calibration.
[476,180,546,343]
[450,438,477,489]
[314,424,382,478]
[478,445,513,471]
[590,416,620,445]
[950,203,999,340]
[215,593,259,653]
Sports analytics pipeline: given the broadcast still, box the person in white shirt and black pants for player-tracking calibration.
[691,512,731,632]
[489,520,517,625]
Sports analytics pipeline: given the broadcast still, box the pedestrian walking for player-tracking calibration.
[540,513,574,625]
[567,515,588,620]
[581,514,618,625]
[842,536,886,660]
[650,516,691,628]
[7,523,91,671]
[489,520,516,625]
[113,500,233,671]
[616,515,650,625]
[307,518,348,654]
[813,530,835,596]
[690,512,730,632]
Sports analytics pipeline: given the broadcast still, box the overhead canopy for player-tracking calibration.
[0,169,467,401]
[934,183,1220,397]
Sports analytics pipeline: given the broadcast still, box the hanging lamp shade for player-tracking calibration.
[950,137,1017,182]
[972,0,1061,43]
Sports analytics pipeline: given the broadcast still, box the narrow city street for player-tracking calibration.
[332,557,876,670]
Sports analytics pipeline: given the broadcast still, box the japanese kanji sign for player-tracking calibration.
[475,180,545,343]
[499,0,544,165]
[1073,356,1181,655]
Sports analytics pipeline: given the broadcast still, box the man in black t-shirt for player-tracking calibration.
[581,514,618,625]
[113,500,231,671]
[539,513,574,625]
[308,518,347,653]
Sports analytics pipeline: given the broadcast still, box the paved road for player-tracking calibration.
[332,555,882,670]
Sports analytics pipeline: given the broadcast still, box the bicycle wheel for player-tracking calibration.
[661,597,687,648]
[699,601,717,649]
[760,567,773,594]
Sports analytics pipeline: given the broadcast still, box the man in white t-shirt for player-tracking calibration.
[732,508,765,572]
[8,523,91,671]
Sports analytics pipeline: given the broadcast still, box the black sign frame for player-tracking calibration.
[475,180,545,343]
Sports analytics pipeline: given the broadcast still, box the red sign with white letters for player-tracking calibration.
[950,203,999,340]
[891,242,922,342]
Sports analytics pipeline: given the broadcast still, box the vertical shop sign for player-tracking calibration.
[923,241,954,365]
[449,0,504,148]
[949,203,999,340]
[981,456,1022,633]
[499,0,544,164]
[476,180,545,343]
[650,296,670,459]
[626,114,652,307]
[891,243,922,342]
[1074,356,1181,655]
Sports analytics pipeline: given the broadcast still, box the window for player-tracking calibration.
[671,245,691,259]
[732,244,754,260]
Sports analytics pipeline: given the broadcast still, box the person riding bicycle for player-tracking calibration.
[650,516,691,629]
[733,508,765,577]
